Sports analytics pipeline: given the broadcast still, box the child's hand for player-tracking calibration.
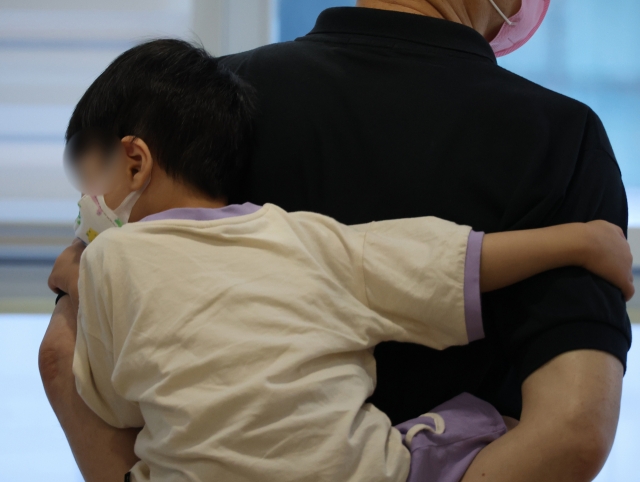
[582,221,634,301]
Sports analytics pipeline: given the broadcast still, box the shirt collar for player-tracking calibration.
[140,202,262,223]
[306,7,496,64]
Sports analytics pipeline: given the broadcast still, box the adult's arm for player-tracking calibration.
[477,109,630,481]
[462,349,622,482]
[40,255,139,480]
[485,109,632,383]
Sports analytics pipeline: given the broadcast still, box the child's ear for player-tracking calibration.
[121,136,153,191]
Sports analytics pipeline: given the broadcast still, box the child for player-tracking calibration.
[64,40,633,482]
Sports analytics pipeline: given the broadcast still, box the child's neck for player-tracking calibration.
[129,171,228,222]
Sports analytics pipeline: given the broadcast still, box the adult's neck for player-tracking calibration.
[355,0,518,41]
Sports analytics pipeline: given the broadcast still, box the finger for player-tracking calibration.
[71,237,86,254]
[48,261,68,294]
[624,282,635,302]
[47,264,61,294]
[47,276,57,293]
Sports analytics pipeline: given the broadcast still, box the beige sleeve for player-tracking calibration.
[354,216,471,350]
[73,245,144,429]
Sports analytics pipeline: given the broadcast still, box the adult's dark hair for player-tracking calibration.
[65,39,256,199]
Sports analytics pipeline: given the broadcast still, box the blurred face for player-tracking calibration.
[68,146,118,197]
[92,146,138,212]
[64,133,148,210]
[67,133,154,244]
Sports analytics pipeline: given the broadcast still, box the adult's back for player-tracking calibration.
[221,4,630,440]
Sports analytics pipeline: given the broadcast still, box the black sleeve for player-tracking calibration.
[482,108,632,383]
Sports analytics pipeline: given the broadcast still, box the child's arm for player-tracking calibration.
[480,220,634,301]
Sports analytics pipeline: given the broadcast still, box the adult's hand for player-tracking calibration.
[48,238,85,306]
[40,278,140,481]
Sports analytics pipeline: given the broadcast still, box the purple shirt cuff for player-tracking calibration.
[464,230,485,343]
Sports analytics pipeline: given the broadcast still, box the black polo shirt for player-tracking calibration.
[220,6,631,422]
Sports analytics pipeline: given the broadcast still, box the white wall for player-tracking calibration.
[192,0,277,56]
[0,0,277,226]
[3,1,640,267]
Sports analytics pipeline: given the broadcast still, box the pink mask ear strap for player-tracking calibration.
[89,195,104,215]
[488,0,514,25]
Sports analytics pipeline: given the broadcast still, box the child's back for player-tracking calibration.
[74,203,474,482]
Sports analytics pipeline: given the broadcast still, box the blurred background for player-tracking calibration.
[0,0,638,480]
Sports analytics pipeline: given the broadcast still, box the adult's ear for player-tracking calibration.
[121,136,153,191]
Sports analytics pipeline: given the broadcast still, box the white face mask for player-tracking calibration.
[74,180,149,244]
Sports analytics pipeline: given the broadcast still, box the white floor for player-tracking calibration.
[0,315,82,480]
[0,315,637,481]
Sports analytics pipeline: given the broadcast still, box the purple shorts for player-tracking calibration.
[395,393,507,482]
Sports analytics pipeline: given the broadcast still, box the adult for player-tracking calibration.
[41,1,630,481]
[218,1,631,479]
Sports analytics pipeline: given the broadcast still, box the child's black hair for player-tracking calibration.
[65,39,256,199]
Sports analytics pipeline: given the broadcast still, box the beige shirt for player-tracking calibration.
[74,204,472,482]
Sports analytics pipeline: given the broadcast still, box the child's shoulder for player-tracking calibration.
[82,225,141,263]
